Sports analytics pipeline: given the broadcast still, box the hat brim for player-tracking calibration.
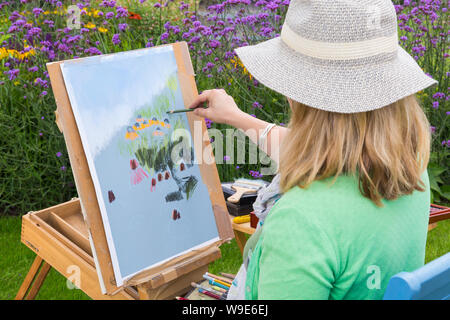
[234,37,437,113]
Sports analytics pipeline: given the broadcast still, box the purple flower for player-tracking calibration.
[252,101,262,108]
[28,27,42,37]
[34,78,49,88]
[8,25,18,33]
[432,101,439,109]
[105,11,114,19]
[224,155,231,161]
[249,170,263,178]
[85,47,102,55]
[116,7,128,18]
[161,32,169,41]
[61,166,67,171]
[265,1,279,11]
[172,26,180,34]
[56,151,62,157]
[154,3,161,8]
[32,7,44,17]
[430,126,436,134]
[209,40,221,48]
[432,92,445,99]
[5,69,19,81]
[100,0,116,7]
[204,117,213,129]
[118,23,128,32]
[112,33,121,45]
[40,91,48,97]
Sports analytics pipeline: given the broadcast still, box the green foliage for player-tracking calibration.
[0,0,448,216]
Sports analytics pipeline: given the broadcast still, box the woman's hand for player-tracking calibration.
[189,88,289,161]
[188,89,245,126]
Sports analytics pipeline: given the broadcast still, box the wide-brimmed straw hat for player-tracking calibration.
[234,0,437,113]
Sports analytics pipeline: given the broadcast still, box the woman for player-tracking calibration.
[190,0,437,299]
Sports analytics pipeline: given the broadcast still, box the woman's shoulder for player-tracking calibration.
[271,175,365,214]
[267,172,430,230]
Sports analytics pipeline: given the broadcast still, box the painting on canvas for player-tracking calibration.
[60,46,220,286]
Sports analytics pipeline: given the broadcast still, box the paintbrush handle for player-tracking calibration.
[168,108,195,114]
[227,186,256,203]
[167,105,208,114]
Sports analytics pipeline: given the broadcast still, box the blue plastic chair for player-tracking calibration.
[383,252,450,300]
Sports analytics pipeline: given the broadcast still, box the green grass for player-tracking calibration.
[0,216,448,300]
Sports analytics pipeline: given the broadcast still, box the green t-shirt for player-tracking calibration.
[245,173,430,300]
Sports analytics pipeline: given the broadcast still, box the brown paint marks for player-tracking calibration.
[130,159,138,170]
[108,190,115,203]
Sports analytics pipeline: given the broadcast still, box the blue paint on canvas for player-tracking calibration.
[61,46,219,283]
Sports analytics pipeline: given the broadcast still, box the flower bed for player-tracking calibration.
[0,0,448,214]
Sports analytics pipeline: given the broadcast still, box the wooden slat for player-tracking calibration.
[138,265,208,300]
[63,210,89,239]
[47,62,118,293]
[48,211,92,255]
[15,256,44,300]
[32,197,81,220]
[25,261,51,300]
[173,42,234,242]
[30,213,94,266]
[125,241,220,287]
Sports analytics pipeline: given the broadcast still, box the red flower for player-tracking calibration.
[128,11,142,20]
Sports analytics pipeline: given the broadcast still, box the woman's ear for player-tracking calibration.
[287,97,293,111]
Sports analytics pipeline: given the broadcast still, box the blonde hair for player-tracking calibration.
[279,95,430,206]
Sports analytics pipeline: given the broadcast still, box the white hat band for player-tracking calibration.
[280,23,399,61]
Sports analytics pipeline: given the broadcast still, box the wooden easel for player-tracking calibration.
[15,42,233,300]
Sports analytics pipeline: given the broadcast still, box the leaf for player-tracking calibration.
[440,185,450,201]
[428,168,443,195]
[0,34,11,43]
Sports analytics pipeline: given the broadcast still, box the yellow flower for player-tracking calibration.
[98,27,108,33]
[85,22,96,29]
[0,47,36,61]
[91,9,101,18]
[14,81,20,86]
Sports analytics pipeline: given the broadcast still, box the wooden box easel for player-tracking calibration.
[16,42,233,300]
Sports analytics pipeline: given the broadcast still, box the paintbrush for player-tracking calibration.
[191,282,225,296]
[227,178,267,204]
[166,104,208,114]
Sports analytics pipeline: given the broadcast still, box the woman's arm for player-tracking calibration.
[188,89,288,161]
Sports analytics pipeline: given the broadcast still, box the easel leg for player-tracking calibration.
[234,230,247,254]
[15,255,51,300]
[137,284,150,300]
